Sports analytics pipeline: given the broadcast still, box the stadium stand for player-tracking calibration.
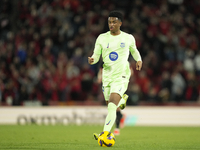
[0,0,199,106]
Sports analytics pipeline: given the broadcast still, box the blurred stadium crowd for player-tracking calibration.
[0,0,200,106]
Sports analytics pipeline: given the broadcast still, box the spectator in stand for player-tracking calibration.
[171,68,186,103]
[194,51,200,76]
[66,60,81,101]
[185,72,199,101]
[157,71,172,103]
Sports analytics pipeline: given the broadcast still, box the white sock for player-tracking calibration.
[103,102,117,131]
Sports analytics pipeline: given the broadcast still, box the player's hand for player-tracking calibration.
[88,57,94,65]
[136,61,142,71]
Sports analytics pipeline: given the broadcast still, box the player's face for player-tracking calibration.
[108,17,122,35]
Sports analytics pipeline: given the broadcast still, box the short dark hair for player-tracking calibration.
[108,11,123,22]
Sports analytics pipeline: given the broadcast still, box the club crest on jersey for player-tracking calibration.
[120,43,125,48]
[109,52,118,61]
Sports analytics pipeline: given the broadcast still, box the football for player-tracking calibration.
[98,131,116,147]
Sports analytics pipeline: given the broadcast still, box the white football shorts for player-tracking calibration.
[102,79,129,101]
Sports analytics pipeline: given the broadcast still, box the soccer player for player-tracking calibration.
[88,11,142,139]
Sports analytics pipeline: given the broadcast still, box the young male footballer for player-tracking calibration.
[88,11,142,139]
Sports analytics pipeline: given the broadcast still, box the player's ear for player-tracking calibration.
[119,21,122,27]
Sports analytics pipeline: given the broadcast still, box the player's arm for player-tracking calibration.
[88,53,101,65]
[129,35,142,71]
[132,50,142,71]
[88,35,102,65]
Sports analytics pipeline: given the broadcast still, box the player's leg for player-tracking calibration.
[113,82,129,135]
[116,108,122,129]
[103,80,130,132]
[114,94,128,136]
[94,85,110,140]
[114,107,122,135]
[104,101,123,134]
[93,82,128,139]
[103,92,121,132]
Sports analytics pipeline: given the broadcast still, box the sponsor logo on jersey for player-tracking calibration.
[109,52,118,61]
[120,43,125,48]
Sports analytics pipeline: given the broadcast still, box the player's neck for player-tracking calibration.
[110,30,121,36]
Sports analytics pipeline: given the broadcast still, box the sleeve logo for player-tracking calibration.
[109,52,118,61]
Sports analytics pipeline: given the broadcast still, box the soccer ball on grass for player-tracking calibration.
[98,131,115,147]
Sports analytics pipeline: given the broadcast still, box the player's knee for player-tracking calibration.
[109,100,117,105]
[109,93,121,105]
[109,95,121,106]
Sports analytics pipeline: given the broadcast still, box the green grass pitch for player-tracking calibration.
[0,125,200,150]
